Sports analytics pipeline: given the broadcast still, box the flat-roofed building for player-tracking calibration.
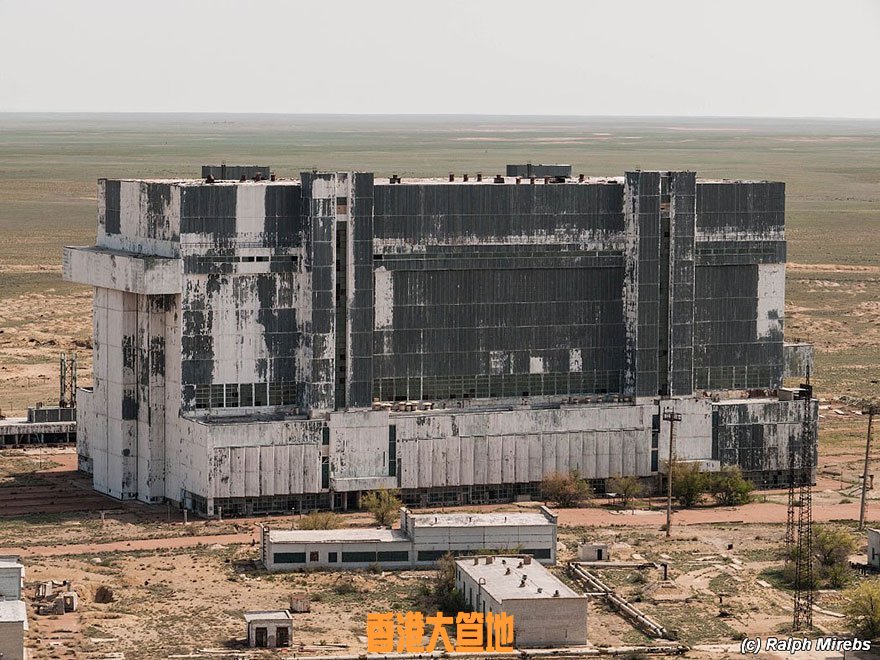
[262,527,412,571]
[455,555,587,648]
[244,610,292,648]
[0,556,24,600]
[0,600,27,660]
[403,506,557,564]
[262,506,557,571]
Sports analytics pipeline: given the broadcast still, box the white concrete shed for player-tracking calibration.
[245,610,293,648]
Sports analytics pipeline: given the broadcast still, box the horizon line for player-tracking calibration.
[2,111,880,122]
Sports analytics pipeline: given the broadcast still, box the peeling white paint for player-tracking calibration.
[569,349,582,373]
[756,263,784,338]
[234,184,266,237]
[374,266,394,329]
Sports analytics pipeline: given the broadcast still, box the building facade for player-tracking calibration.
[0,556,27,660]
[455,555,588,647]
[64,168,817,515]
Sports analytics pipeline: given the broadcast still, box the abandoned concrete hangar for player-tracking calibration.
[63,164,817,516]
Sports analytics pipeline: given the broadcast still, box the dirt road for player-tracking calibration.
[557,499,864,527]
[1,498,868,559]
[0,530,259,558]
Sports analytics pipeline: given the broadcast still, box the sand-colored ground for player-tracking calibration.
[1,415,878,660]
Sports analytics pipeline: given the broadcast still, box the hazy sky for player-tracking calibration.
[2,0,879,117]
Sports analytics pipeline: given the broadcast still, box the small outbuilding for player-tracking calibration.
[577,542,610,562]
[868,528,880,569]
[0,556,24,600]
[245,610,293,648]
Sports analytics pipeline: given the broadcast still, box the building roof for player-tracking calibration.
[0,558,24,572]
[456,556,582,601]
[102,174,780,188]
[244,610,292,623]
[410,510,552,528]
[267,527,408,544]
[0,599,27,625]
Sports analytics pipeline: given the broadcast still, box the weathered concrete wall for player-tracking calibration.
[67,171,810,511]
[713,397,817,485]
[63,246,181,295]
[98,180,181,257]
[178,180,310,412]
[783,342,814,380]
[693,181,786,390]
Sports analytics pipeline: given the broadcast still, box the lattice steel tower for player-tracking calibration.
[792,386,814,631]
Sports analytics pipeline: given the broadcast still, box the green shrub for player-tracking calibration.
[669,459,704,508]
[298,511,343,530]
[541,470,593,508]
[606,475,644,509]
[845,579,880,638]
[706,466,753,506]
[361,489,402,527]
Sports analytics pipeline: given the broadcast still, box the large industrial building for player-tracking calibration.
[63,165,817,516]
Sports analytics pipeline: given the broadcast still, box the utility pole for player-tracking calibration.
[859,404,878,530]
[663,408,682,538]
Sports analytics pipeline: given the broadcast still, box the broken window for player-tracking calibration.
[253,383,268,407]
[281,383,297,405]
[240,383,254,407]
[309,551,319,562]
[336,196,348,215]
[225,384,239,407]
[210,384,224,408]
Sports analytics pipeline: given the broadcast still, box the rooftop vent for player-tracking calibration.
[494,174,504,183]
[519,576,527,587]
[390,174,401,184]
[202,165,270,181]
[506,163,572,179]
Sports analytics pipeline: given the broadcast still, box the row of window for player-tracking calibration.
[274,550,410,565]
[693,365,780,391]
[272,547,552,565]
[193,382,298,409]
[372,370,623,403]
